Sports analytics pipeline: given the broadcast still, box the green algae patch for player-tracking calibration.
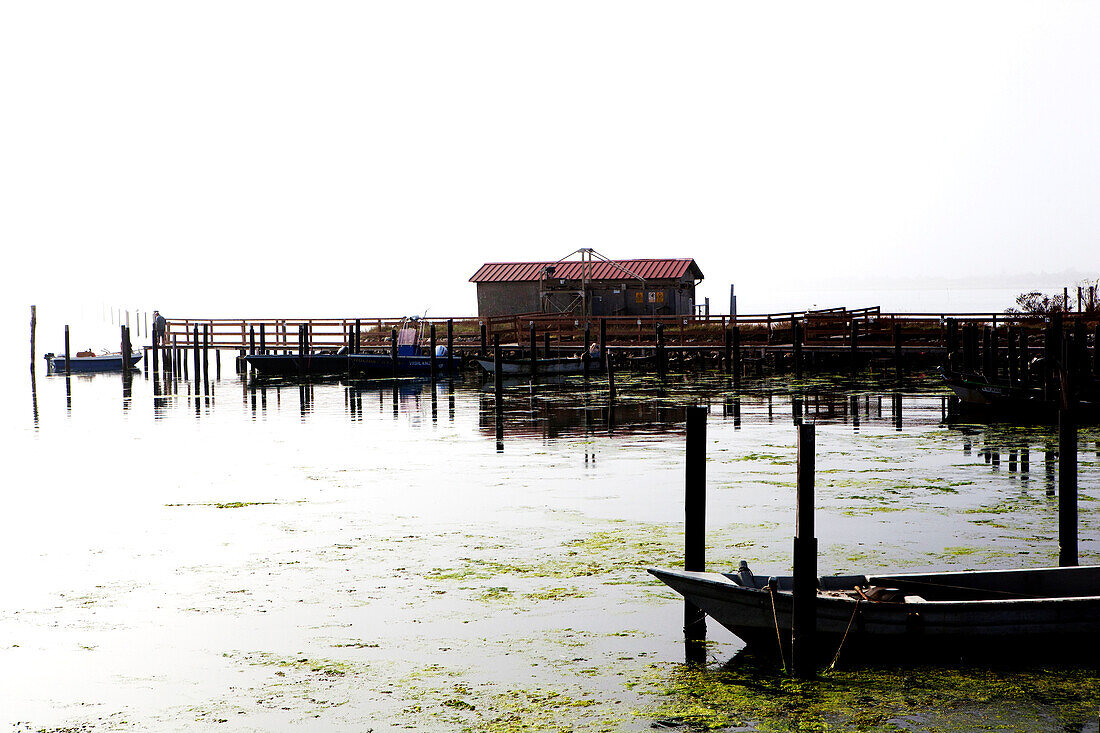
[640,659,1100,732]
[522,586,590,602]
[165,501,279,509]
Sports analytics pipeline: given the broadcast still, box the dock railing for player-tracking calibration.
[163,310,1095,354]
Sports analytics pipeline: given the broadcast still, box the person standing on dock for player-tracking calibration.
[152,310,166,345]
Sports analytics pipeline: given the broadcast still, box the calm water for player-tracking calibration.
[4,361,1099,732]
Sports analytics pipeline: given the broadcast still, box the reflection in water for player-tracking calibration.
[30,369,39,429]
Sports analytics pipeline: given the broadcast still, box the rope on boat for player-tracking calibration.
[872,577,1051,600]
[767,583,787,676]
[827,599,861,672]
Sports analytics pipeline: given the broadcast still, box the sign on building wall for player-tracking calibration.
[635,291,664,304]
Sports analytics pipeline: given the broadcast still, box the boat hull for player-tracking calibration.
[476,357,603,376]
[244,353,446,378]
[46,353,142,373]
[649,566,1100,661]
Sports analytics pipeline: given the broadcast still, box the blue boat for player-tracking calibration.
[45,351,142,373]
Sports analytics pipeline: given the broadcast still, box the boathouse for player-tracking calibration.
[470,257,704,318]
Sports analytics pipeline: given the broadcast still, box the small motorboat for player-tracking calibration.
[244,316,450,379]
[44,350,142,373]
[649,563,1100,661]
[476,355,604,377]
[940,366,1099,421]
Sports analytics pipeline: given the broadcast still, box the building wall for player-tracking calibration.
[476,278,697,317]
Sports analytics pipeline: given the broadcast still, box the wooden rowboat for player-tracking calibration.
[649,564,1100,660]
[476,357,603,376]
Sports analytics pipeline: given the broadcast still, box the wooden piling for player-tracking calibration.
[1007,326,1018,383]
[121,326,131,371]
[64,325,70,375]
[202,324,209,378]
[493,335,503,409]
[583,322,591,380]
[391,328,398,380]
[849,317,859,370]
[981,326,993,378]
[530,322,537,378]
[249,325,256,357]
[480,323,487,357]
[732,327,741,388]
[30,305,36,372]
[355,319,362,355]
[1059,409,1078,567]
[259,323,266,355]
[893,322,902,379]
[1020,328,1030,388]
[792,317,802,377]
[446,319,454,374]
[152,329,160,373]
[430,324,437,383]
[792,422,817,679]
[599,318,607,370]
[656,323,666,376]
[684,406,707,647]
[607,349,617,403]
[724,327,732,374]
[193,325,200,381]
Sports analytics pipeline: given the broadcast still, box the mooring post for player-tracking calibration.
[732,326,741,388]
[30,305,36,373]
[599,318,607,370]
[446,319,454,374]
[583,322,591,380]
[656,322,666,376]
[792,422,817,679]
[121,326,131,371]
[64,325,71,375]
[430,323,437,383]
[390,327,398,380]
[724,327,732,374]
[493,334,503,410]
[249,325,256,357]
[215,346,221,378]
[152,325,160,373]
[607,349,617,403]
[893,322,903,379]
[792,317,802,377]
[530,322,537,378]
[684,406,708,653]
[544,331,551,359]
[202,324,209,379]
[193,324,200,381]
[1019,328,1030,388]
[849,317,859,372]
[355,319,362,355]
[981,326,993,378]
[1059,409,1078,567]
[259,323,266,355]
[945,318,958,359]
[1008,327,1018,383]
[480,323,487,357]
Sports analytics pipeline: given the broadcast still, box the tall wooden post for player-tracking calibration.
[732,326,741,388]
[792,317,802,377]
[391,328,398,380]
[1020,328,1030,388]
[121,326,130,371]
[893,322,903,379]
[684,406,707,648]
[259,324,266,355]
[1059,409,1078,567]
[1008,326,1018,383]
[981,326,993,377]
[656,322,666,377]
[530,322,537,378]
[724,327,732,374]
[249,325,256,357]
[202,324,210,379]
[493,334,503,408]
[599,318,607,370]
[607,349,617,403]
[446,319,454,374]
[193,324,200,381]
[583,323,591,380]
[30,306,36,372]
[64,325,71,375]
[480,323,487,357]
[430,324,437,383]
[792,422,817,679]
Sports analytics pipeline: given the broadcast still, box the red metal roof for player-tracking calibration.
[470,258,703,283]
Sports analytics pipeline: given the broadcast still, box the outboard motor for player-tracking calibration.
[737,560,756,588]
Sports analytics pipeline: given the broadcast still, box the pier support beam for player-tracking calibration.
[1059,409,1078,567]
[792,422,817,679]
[684,406,707,661]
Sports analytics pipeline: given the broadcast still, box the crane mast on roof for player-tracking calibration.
[539,248,647,317]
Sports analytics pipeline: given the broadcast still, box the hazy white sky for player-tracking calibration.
[3,1,1099,320]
